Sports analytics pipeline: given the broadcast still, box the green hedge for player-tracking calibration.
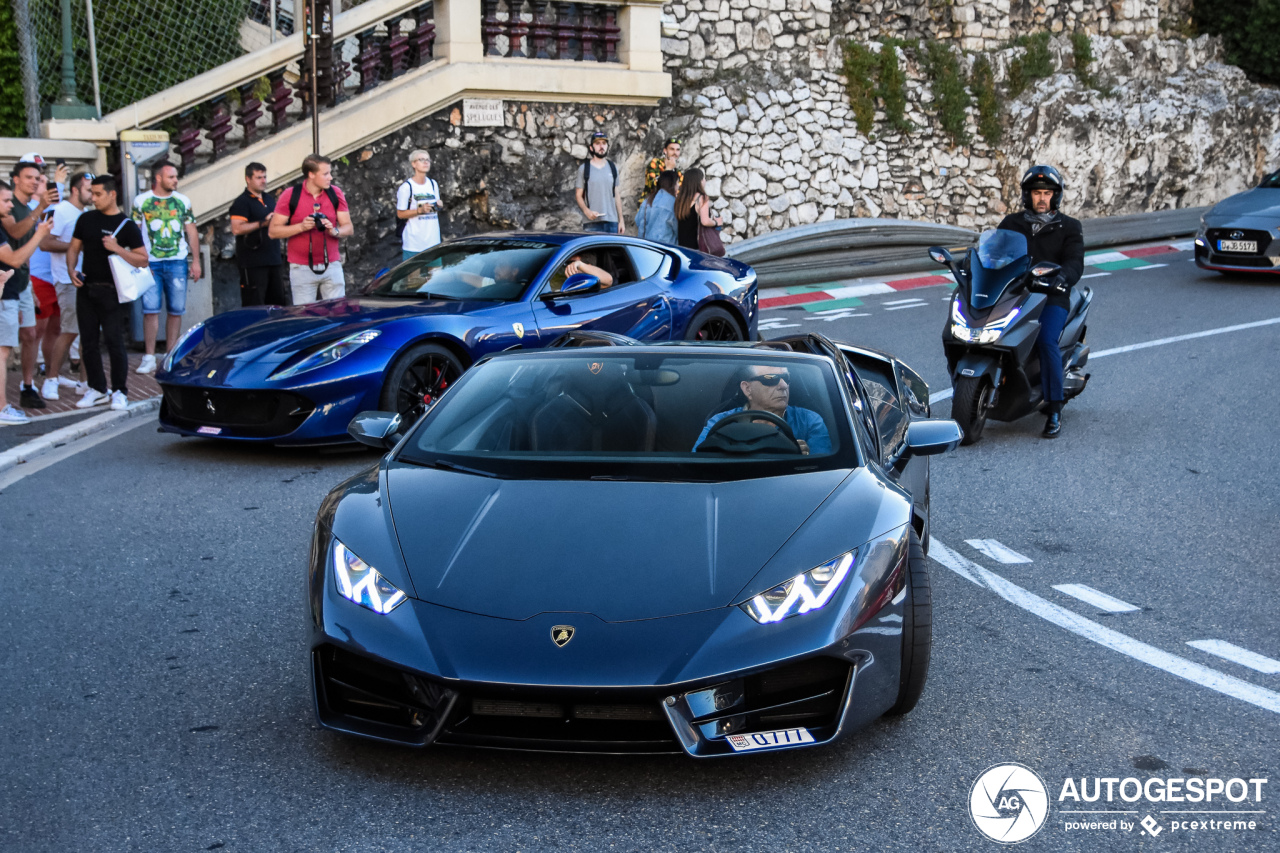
[1195,0,1280,84]
[0,3,26,137]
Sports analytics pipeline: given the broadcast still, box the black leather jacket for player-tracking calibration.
[996,212,1085,310]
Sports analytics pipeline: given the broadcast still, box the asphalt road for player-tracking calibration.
[2,247,1277,852]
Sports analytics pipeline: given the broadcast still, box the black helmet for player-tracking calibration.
[1021,164,1064,211]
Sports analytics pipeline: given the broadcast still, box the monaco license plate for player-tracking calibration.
[725,727,815,752]
[1217,239,1257,253]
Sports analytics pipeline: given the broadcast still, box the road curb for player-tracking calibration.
[0,396,161,475]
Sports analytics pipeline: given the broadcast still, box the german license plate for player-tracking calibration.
[725,727,815,751]
[1217,240,1257,253]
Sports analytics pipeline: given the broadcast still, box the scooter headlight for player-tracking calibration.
[951,301,1018,344]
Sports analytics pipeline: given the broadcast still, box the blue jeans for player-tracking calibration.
[1037,304,1069,405]
[582,221,617,234]
[140,258,188,316]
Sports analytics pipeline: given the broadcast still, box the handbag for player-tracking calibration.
[107,220,153,303]
[697,222,726,257]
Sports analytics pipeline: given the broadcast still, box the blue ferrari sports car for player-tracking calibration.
[308,335,961,755]
[156,233,757,444]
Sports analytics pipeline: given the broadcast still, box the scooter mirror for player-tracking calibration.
[1031,261,1061,278]
[928,246,953,265]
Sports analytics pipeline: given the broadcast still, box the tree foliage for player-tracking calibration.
[0,3,27,136]
[1195,0,1280,84]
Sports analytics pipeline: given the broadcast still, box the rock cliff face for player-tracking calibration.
[208,0,1273,309]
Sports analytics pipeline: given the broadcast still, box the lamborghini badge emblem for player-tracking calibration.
[589,362,602,374]
[551,625,575,647]
[513,322,525,339]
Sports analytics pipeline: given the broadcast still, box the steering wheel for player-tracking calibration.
[702,409,803,453]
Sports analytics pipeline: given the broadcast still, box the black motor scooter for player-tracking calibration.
[929,229,1091,444]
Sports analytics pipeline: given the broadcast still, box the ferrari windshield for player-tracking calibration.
[364,239,557,301]
[977,229,1029,269]
[398,351,857,480]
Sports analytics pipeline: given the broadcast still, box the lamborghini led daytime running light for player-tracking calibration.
[332,540,407,614]
[274,330,381,379]
[742,550,856,624]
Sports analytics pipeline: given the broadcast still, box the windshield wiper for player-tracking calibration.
[427,458,500,478]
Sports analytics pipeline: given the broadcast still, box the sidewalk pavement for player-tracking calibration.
[4,349,162,420]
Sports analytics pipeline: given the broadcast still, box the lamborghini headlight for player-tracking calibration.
[162,320,205,371]
[274,330,381,379]
[741,550,856,624]
[331,540,407,614]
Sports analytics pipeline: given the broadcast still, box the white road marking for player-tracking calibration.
[885,303,928,311]
[1052,583,1141,612]
[817,312,870,321]
[884,298,926,305]
[1186,640,1280,674]
[1135,263,1168,270]
[1084,251,1131,264]
[925,316,1280,406]
[825,282,895,299]
[1080,272,1111,279]
[759,321,801,329]
[929,541,1280,715]
[966,539,1033,564]
[0,415,155,491]
[1170,240,1195,251]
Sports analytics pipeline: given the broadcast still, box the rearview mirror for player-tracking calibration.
[348,410,403,450]
[1031,261,1061,278]
[903,419,963,457]
[928,246,954,265]
[558,273,601,296]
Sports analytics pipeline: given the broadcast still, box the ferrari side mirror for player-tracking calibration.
[348,410,403,450]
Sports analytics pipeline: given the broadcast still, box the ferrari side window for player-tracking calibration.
[626,246,671,281]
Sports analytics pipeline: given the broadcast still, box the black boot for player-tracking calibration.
[19,384,46,409]
[1042,404,1061,438]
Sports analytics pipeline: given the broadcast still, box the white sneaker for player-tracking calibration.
[74,381,88,396]
[40,378,60,400]
[75,388,108,408]
[0,404,30,424]
[136,354,157,374]
[56,375,79,388]
[110,390,129,410]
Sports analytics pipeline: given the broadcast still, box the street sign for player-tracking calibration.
[463,99,505,127]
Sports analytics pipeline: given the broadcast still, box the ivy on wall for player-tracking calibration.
[969,55,1002,146]
[877,38,913,134]
[1007,32,1054,97]
[841,41,877,135]
[923,42,971,146]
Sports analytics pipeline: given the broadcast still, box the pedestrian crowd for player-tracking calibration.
[2,131,724,424]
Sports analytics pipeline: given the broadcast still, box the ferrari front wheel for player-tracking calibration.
[380,343,464,426]
[885,529,931,716]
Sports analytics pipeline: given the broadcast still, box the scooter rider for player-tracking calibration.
[996,165,1084,438]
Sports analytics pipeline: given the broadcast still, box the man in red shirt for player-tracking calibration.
[268,154,354,304]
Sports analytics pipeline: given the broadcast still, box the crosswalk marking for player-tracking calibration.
[1135,263,1168,270]
[1052,583,1140,612]
[965,539,1033,564]
[1186,640,1280,674]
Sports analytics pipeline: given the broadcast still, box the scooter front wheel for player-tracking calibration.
[951,376,992,445]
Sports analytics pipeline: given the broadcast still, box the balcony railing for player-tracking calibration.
[481,1,622,62]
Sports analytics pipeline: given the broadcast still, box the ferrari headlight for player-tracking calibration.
[162,320,205,371]
[274,330,381,379]
[741,550,855,624]
[331,540,407,614]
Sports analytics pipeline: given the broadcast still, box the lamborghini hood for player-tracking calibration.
[384,464,853,622]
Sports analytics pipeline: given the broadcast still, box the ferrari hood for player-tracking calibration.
[197,297,476,363]
[384,464,852,622]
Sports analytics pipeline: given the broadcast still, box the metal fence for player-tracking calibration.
[14,0,288,128]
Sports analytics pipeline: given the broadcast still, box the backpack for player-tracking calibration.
[395,177,438,239]
[284,182,342,224]
[581,159,618,202]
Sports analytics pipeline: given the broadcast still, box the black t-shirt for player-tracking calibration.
[1,201,36,299]
[228,188,283,268]
[72,210,145,284]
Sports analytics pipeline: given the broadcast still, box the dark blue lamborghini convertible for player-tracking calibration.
[157,233,757,444]
[309,335,962,755]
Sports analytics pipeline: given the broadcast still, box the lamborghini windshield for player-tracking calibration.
[364,239,557,301]
[398,351,857,480]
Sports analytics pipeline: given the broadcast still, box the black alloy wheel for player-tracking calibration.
[684,306,745,342]
[950,375,993,445]
[885,528,932,716]
[379,343,465,425]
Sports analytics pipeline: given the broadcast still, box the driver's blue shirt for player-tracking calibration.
[694,406,832,454]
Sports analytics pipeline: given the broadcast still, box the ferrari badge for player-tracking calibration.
[513,322,525,339]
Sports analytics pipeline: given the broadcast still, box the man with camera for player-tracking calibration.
[268,154,353,305]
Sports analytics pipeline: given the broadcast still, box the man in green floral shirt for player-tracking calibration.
[639,137,683,207]
[132,161,200,375]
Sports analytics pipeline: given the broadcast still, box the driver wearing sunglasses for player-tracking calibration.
[693,365,832,455]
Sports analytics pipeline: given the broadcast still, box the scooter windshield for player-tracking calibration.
[969,229,1029,309]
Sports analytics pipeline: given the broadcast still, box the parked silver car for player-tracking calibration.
[1195,169,1280,274]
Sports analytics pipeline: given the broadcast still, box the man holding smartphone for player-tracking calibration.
[268,154,353,305]
[1,159,60,409]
